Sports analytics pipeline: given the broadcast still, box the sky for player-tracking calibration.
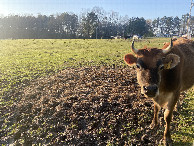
[0,0,192,19]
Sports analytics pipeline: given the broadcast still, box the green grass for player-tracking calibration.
[0,38,172,95]
[0,39,129,94]
[172,88,194,146]
[0,38,193,144]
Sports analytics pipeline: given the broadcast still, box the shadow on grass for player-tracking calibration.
[173,141,192,146]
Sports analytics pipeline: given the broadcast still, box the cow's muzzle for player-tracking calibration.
[143,85,158,98]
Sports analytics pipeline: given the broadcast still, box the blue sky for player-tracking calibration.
[0,0,192,19]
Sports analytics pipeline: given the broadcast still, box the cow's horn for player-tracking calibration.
[132,40,139,54]
[162,38,173,54]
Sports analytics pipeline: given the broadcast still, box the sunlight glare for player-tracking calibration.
[0,4,9,16]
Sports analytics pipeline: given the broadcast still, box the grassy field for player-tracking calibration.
[0,38,193,145]
[0,39,128,94]
[0,38,173,94]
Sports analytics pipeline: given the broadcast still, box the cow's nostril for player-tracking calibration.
[143,86,148,91]
[143,85,158,97]
[153,86,158,92]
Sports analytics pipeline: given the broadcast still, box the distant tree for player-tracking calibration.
[126,17,149,36]
[159,16,175,35]
[152,16,181,36]
[180,13,189,35]
[173,16,181,35]
[80,12,99,38]
[144,19,154,37]
[57,13,78,38]
[0,7,185,39]
[152,17,160,29]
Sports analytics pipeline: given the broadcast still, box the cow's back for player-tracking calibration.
[173,38,194,90]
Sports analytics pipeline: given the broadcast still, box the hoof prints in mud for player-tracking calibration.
[2,66,167,145]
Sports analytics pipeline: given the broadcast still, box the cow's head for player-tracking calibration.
[124,39,180,98]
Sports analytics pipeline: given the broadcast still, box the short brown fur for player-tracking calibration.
[124,38,194,145]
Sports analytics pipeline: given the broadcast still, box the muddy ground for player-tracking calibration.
[0,66,185,145]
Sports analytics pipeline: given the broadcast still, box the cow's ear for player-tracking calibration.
[163,54,180,69]
[124,54,137,65]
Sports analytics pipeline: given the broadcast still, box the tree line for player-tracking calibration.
[0,7,191,39]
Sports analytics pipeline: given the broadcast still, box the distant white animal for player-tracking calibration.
[132,35,139,40]
[182,34,188,38]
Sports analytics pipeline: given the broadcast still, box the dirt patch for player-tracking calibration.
[1,66,184,145]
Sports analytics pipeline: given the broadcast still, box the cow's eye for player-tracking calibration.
[159,65,164,70]
[136,64,141,69]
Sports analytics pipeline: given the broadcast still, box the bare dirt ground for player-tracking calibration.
[1,66,185,145]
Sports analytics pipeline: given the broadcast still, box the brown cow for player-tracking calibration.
[124,38,194,145]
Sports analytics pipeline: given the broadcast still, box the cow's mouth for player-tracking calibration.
[141,85,159,98]
[144,92,157,98]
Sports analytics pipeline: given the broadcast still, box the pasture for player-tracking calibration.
[0,38,193,145]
